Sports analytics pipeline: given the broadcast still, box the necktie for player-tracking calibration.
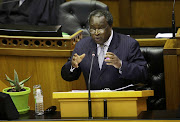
[98,45,104,70]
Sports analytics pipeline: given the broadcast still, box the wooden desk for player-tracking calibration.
[163,31,180,110]
[2,110,180,122]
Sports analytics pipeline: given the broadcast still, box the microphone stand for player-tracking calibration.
[172,0,176,39]
[88,53,95,119]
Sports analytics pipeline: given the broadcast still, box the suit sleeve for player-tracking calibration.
[120,41,148,83]
[61,46,82,81]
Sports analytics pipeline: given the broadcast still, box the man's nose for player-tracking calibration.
[95,29,100,35]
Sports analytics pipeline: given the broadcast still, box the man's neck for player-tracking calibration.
[98,30,113,47]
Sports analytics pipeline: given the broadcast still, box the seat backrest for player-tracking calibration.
[58,0,108,37]
[140,46,166,110]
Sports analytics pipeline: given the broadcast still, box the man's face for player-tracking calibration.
[89,16,112,45]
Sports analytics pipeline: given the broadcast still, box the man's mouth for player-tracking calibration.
[95,37,101,42]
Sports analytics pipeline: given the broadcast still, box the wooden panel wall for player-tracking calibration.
[98,0,131,27]
[68,0,180,28]
[130,0,180,28]
[0,55,86,111]
[164,55,180,110]
[163,37,180,110]
[0,55,68,110]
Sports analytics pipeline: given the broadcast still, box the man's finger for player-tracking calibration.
[72,61,78,68]
[75,62,79,68]
[106,62,113,66]
[79,53,86,59]
[72,56,76,60]
[105,55,114,59]
[74,53,78,56]
[106,52,114,55]
[104,58,111,62]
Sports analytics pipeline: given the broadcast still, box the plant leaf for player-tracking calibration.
[20,84,24,88]
[14,69,19,85]
[5,78,15,85]
[5,74,15,86]
[15,84,21,91]
[14,69,21,91]
[19,76,31,85]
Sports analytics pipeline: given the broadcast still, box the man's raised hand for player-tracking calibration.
[71,53,86,68]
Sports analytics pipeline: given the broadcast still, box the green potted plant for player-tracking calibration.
[2,69,31,114]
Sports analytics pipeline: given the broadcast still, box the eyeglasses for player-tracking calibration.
[89,25,108,34]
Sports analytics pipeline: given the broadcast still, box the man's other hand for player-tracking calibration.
[104,52,121,69]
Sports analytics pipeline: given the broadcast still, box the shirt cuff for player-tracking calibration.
[70,65,76,72]
[119,60,122,74]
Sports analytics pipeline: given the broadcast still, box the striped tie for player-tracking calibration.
[98,45,105,70]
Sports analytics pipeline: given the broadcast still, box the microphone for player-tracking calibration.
[88,51,95,119]
[172,0,176,39]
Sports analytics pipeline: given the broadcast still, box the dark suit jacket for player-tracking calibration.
[61,31,147,90]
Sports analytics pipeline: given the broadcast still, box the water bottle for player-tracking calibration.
[33,85,44,115]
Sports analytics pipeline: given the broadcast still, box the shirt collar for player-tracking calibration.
[97,30,113,48]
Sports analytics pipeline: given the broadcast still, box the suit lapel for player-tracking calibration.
[88,38,96,60]
[88,38,100,72]
[107,32,119,53]
[101,32,119,72]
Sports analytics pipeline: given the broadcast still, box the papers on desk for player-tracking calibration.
[70,84,135,93]
[155,33,176,38]
[114,84,134,91]
[71,90,112,93]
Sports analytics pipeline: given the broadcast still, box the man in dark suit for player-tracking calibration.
[61,9,147,90]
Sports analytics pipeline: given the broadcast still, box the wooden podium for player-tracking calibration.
[0,30,84,111]
[53,90,154,117]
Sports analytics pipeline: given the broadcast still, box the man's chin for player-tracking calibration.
[94,39,103,45]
